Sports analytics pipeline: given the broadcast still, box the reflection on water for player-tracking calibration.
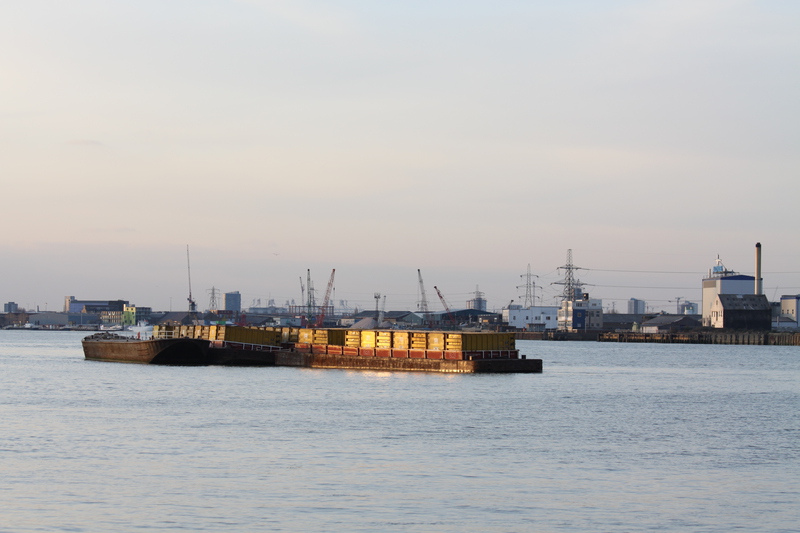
[1,332,798,532]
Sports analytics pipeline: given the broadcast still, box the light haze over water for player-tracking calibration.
[2,1,799,311]
[1,331,798,532]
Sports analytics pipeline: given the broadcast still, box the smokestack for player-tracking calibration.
[754,242,762,295]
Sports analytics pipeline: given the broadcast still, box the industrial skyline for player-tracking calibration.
[2,1,798,312]
[4,245,795,316]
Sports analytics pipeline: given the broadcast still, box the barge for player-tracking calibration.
[82,325,542,373]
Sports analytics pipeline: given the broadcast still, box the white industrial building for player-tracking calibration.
[504,305,559,331]
[701,254,759,327]
[701,243,772,330]
[775,295,800,330]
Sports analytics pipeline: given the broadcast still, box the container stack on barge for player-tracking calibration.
[82,325,542,373]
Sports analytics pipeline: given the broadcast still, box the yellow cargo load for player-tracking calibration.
[345,330,361,347]
[298,329,314,344]
[360,330,376,348]
[309,328,344,345]
[392,331,410,349]
[427,332,445,350]
[411,332,428,349]
[376,331,392,348]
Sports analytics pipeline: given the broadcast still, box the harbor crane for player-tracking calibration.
[315,269,336,327]
[417,269,432,328]
[374,293,381,323]
[667,297,684,314]
[299,277,305,308]
[186,245,197,313]
[379,294,387,325]
[433,286,457,328]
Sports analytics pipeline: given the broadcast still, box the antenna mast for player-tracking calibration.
[186,245,197,313]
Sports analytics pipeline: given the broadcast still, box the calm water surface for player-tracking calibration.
[1,331,798,532]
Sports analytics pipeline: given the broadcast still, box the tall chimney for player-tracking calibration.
[754,242,762,295]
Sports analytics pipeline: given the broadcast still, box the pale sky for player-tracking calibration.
[1,0,798,314]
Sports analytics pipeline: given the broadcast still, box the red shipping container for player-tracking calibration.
[391,349,408,358]
[444,351,463,360]
[376,348,391,358]
[426,350,443,360]
[326,345,343,355]
[312,344,327,354]
[342,346,359,356]
[295,343,311,353]
[359,347,375,357]
[408,349,425,359]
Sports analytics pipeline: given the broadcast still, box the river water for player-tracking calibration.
[0,331,798,532]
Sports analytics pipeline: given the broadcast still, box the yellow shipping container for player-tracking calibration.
[445,333,463,351]
[392,331,410,349]
[360,330,376,348]
[411,332,428,349]
[376,331,392,348]
[312,329,329,345]
[345,330,361,347]
[427,332,445,350]
[298,329,314,344]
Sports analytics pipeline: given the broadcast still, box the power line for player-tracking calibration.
[586,268,703,274]
[593,284,700,290]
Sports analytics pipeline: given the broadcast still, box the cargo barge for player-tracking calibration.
[82,325,542,373]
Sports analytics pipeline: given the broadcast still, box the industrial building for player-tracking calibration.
[504,305,559,331]
[64,296,128,314]
[701,243,771,330]
[708,294,771,330]
[123,305,152,326]
[558,296,603,331]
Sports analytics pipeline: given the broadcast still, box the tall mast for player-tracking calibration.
[186,245,197,313]
[417,269,431,327]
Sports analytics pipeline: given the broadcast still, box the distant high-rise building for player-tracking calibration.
[628,298,646,314]
[4,302,19,313]
[224,291,241,313]
[466,286,487,311]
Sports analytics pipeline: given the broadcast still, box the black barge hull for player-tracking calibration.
[81,334,541,373]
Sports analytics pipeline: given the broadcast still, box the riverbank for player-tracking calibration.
[514,330,800,345]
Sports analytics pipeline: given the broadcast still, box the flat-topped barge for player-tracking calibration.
[82,325,542,373]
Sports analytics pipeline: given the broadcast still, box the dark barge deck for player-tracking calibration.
[82,333,542,373]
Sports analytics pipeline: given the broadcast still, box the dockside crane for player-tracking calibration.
[433,286,457,328]
[417,269,432,328]
[299,277,305,309]
[186,245,197,313]
[315,269,336,327]
[374,293,381,323]
[379,294,386,326]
